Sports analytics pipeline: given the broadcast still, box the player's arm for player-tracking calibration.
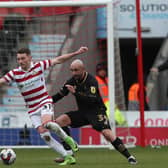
[52,80,72,103]
[50,46,88,66]
[52,92,65,103]
[158,60,168,72]
[0,77,8,87]
[151,60,168,73]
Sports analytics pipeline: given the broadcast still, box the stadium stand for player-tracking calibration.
[29,34,66,61]
[36,6,77,16]
[0,8,8,29]
[0,4,83,147]
[0,34,66,113]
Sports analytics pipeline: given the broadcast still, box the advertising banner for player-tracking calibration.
[80,126,168,146]
[0,112,32,128]
[97,0,168,38]
[80,111,168,146]
[125,111,168,127]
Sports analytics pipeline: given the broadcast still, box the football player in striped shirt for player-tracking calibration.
[0,46,88,165]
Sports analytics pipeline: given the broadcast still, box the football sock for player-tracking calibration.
[62,141,72,151]
[62,126,71,136]
[40,131,67,157]
[112,137,131,158]
[62,127,72,151]
[64,136,78,152]
[44,121,68,139]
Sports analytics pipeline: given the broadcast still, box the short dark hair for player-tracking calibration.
[17,48,31,55]
[96,62,107,72]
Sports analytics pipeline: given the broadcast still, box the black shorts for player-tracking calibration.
[66,110,111,132]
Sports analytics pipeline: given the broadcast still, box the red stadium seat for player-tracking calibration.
[6,0,34,20]
[0,8,9,16]
[11,8,34,20]
[0,17,4,29]
[0,8,9,29]
[39,7,75,16]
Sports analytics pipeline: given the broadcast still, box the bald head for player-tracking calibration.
[70,59,85,79]
[70,59,84,69]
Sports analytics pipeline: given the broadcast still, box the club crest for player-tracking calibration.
[90,86,96,94]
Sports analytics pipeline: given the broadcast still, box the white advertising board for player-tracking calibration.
[0,110,168,128]
[118,0,168,38]
[125,111,168,127]
[0,112,32,128]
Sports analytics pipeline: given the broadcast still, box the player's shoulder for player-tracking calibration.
[33,61,41,66]
[6,67,23,78]
[38,59,51,64]
[87,72,94,78]
[87,73,97,82]
[12,67,22,73]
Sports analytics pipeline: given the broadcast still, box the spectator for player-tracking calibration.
[128,79,149,111]
[95,62,127,126]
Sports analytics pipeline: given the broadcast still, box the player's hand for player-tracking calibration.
[150,67,159,74]
[65,84,76,94]
[75,46,88,55]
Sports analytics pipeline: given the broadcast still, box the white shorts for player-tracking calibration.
[29,104,54,128]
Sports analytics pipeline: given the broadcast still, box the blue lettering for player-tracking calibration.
[142,13,168,19]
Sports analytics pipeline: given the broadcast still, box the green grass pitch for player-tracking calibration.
[0,146,167,168]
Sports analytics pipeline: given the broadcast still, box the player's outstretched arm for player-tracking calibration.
[0,78,7,87]
[50,46,88,66]
[150,67,158,73]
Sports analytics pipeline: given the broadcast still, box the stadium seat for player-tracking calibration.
[2,95,25,105]
[39,7,75,16]
[0,17,4,29]
[0,8,9,29]
[29,34,66,61]
[3,14,27,42]
[6,86,21,96]
[5,0,34,20]
[12,8,34,21]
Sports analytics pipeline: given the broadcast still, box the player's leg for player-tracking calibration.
[30,113,76,165]
[41,105,78,152]
[102,129,137,165]
[61,126,73,154]
[54,111,87,163]
[45,118,78,153]
[54,126,73,163]
[89,113,137,165]
[39,128,76,165]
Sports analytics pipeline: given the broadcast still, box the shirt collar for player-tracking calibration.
[19,62,34,72]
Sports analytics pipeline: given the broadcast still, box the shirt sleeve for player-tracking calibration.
[158,60,168,72]
[52,79,71,103]
[3,70,15,83]
[39,60,52,72]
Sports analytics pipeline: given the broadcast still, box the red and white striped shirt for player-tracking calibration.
[3,60,53,115]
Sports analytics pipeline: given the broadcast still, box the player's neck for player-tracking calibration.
[77,71,87,83]
[21,62,32,71]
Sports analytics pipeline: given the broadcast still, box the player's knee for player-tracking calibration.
[92,125,102,132]
[40,131,51,142]
[43,121,59,132]
[92,124,110,132]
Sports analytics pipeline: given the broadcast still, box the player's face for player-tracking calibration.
[17,53,32,71]
[70,66,84,80]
